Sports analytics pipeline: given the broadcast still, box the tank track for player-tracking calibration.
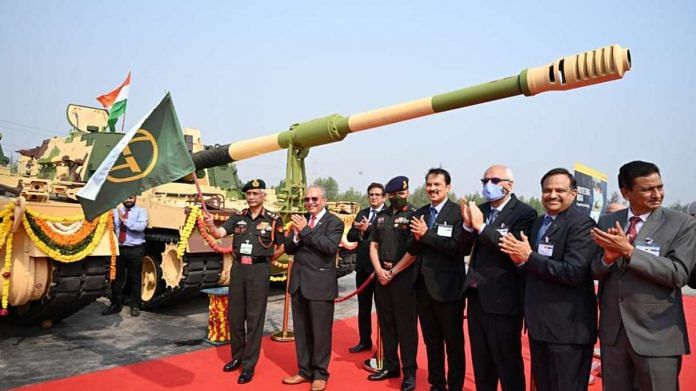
[7,256,110,325]
[141,230,222,309]
[336,249,356,279]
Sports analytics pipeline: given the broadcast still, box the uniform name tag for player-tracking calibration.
[437,224,453,238]
[538,243,554,257]
[240,242,253,255]
[636,244,660,256]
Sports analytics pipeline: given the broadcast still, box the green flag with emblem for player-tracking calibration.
[77,92,195,220]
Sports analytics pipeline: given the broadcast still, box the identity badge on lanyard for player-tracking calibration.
[537,237,554,257]
[437,222,453,238]
[240,240,253,255]
[635,238,660,256]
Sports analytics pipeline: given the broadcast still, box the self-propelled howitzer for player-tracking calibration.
[192,44,631,212]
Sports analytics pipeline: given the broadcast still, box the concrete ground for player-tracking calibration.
[0,274,363,390]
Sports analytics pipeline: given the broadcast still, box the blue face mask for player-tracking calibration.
[482,183,506,202]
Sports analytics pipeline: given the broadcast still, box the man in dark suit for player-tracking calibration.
[500,168,597,391]
[591,161,696,391]
[346,182,385,353]
[282,185,344,391]
[460,165,537,391]
[410,168,466,391]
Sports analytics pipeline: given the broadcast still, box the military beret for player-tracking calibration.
[385,176,409,193]
[242,179,266,192]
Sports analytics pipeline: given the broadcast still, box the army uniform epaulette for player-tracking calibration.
[265,210,279,219]
[407,204,417,212]
[236,209,247,216]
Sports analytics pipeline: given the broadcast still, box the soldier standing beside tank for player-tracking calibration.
[205,179,285,384]
[367,176,418,391]
[346,182,385,353]
[103,194,148,317]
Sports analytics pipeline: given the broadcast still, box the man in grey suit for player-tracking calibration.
[591,161,696,391]
[282,185,344,391]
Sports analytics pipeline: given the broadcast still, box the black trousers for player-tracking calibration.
[228,262,270,371]
[416,283,465,391]
[529,337,593,391]
[467,289,525,391]
[355,270,375,345]
[291,289,335,380]
[601,323,682,391]
[374,271,418,376]
[110,245,145,308]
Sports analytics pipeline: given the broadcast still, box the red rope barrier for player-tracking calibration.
[335,272,375,303]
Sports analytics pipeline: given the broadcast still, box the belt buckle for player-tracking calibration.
[241,256,253,265]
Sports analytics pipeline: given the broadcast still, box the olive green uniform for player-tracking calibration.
[370,204,419,377]
[222,208,284,371]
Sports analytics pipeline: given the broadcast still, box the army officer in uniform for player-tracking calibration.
[368,176,419,391]
[205,179,285,384]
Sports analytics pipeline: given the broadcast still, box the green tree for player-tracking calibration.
[518,195,545,215]
[667,201,688,213]
[313,177,339,200]
[337,187,368,208]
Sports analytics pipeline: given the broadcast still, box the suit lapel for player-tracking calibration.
[635,207,665,244]
[543,210,566,240]
[491,195,517,225]
[531,216,544,247]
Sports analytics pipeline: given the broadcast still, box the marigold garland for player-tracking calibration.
[195,213,233,254]
[33,215,98,246]
[0,202,17,316]
[177,207,202,258]
[190,208,291,283]
[2,227,14,315]
[107,218,117,281]
[22,212,110,263]
[25,208,86,223]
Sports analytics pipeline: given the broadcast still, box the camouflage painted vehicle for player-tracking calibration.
[0,105,358,325]
[0,44,630,325]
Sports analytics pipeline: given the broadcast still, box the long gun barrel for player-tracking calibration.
[192,44,630,169]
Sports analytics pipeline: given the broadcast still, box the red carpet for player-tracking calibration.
[15,296,696,391]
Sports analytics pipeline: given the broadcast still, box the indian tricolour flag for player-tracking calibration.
[96,72,131,132]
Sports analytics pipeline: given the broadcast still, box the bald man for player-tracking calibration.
[460,165,537,391]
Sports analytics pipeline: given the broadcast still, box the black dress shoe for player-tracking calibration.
[237,370,253,384]
[349,342,372,353]
[222,359,241,372]
[367,369,400,381]
[429,387,447,391]
[401,376,416,391]
[130,306,140,317]
[101,304,122,316]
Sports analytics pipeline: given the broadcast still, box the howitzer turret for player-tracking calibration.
[192,44,630,212]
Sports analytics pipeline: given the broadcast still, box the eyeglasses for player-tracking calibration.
[481,177,511,185]
[368,193,383,197]
[303,196,321,203]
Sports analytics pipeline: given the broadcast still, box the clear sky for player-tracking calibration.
[1,1,694,204]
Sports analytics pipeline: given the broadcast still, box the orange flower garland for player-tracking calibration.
[32,216,98,246]
[107,218,117,281]
[196,216,233,254]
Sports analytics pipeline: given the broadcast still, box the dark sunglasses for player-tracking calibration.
[303,196,320,203]
[481,177,511,185]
